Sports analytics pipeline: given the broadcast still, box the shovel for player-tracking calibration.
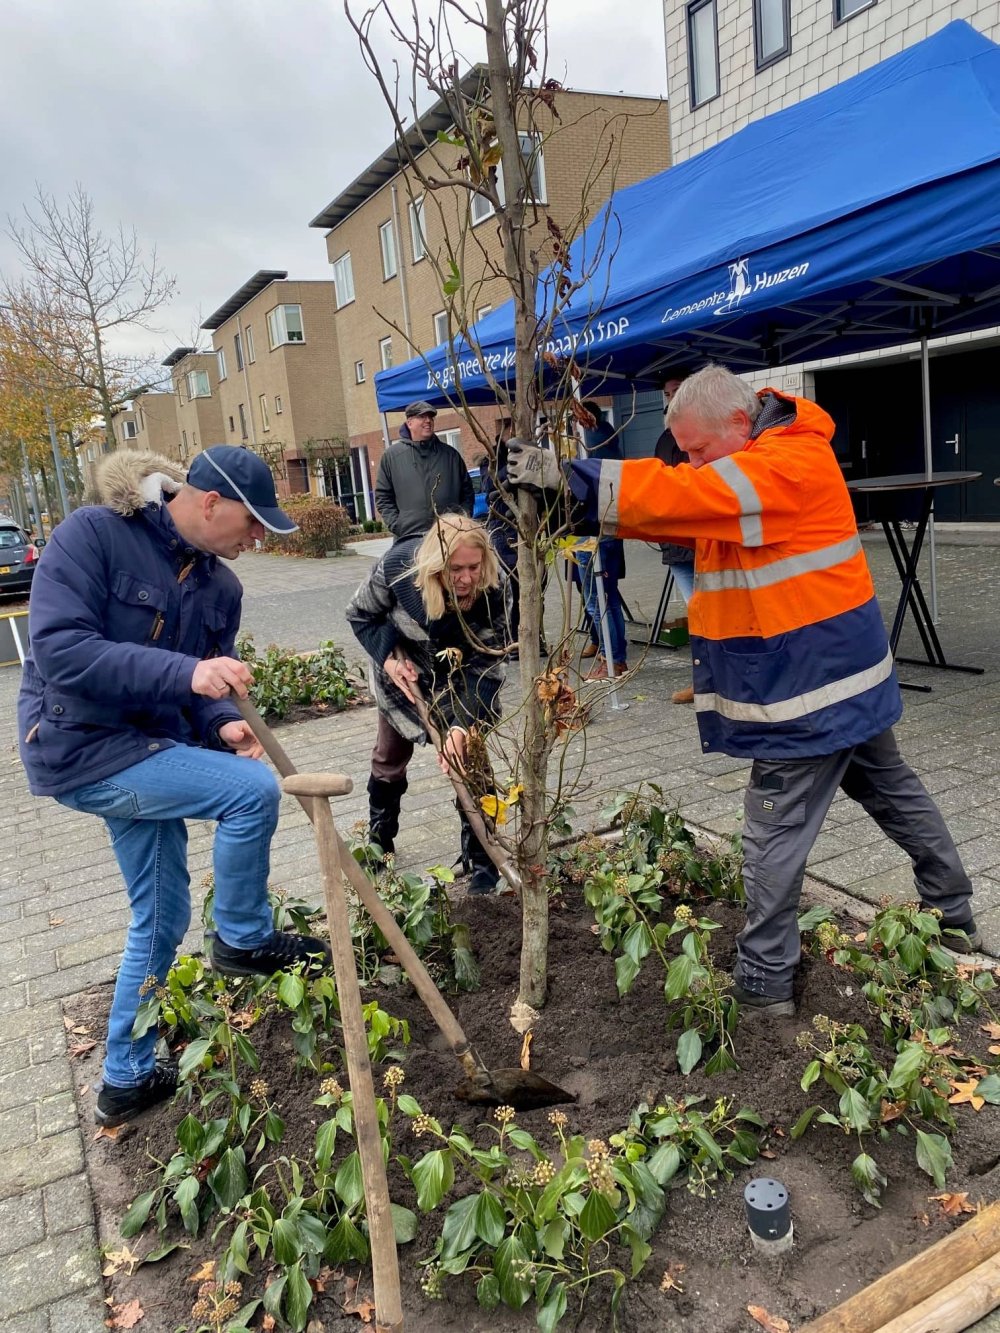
[234,694,575,1111]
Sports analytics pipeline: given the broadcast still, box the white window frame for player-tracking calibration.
[238,403,248,440]
[245,325,255,362]
[234,332,244,372]
[470,187,494,226]
[217,348,227,381]
[432,310,449,345]
[379,336,393,370]
[476,304,493,321]
[332,252,355,308]
[186,369,210,399]
[275,395,283,415]
[123,420,137,440]
[267,303,304,349]
[355,360,366,384]
[259,394,271,432]
[439,428,462,452]
[688,0,720,109]
[379,219,398,280]
[501,133,546,206]
[409,196,426,262]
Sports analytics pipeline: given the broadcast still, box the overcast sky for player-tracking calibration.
[0,0,668,369]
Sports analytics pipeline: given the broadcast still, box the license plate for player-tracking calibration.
[0,567,10,575]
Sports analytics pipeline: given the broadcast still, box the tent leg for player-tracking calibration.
[919,336,939,625]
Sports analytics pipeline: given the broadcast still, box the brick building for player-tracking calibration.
[163,347,225,463]
[200,272,359,512]
[309,68,671,481]
[110,391,180,461]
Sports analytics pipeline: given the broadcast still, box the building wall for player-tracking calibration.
[172,351,225,462]
[208,280,347,495]
[110,409,138,452]
[129,393,180,460]
[323,89,671,470]
[663,0,1000,395]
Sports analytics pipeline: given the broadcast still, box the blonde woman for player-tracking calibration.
[346,515,506,893]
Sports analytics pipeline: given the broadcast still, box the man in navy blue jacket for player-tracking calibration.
[18,445,331,1126]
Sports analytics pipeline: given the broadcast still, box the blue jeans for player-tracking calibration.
[579,549,627,665]
[58,746,280,1087]
[670,560,695,607]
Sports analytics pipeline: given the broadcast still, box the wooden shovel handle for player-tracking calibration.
[233,694,484,1083]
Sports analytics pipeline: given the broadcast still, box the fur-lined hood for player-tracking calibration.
[87,450,187,515]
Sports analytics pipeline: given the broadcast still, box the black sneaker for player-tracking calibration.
[732,983,795,1017]
[941,920,984,954]
[211,931,332,978]
[96,1059,178,1127]
[468,865,499,896]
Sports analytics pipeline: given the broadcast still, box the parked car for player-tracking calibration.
[468,466,489,520]
[0,522,43,596]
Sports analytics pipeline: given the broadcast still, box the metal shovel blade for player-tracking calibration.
[456,1067,578,1111]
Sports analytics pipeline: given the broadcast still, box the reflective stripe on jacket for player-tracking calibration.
[567,390,901,759]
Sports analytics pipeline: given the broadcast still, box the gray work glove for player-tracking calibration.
[506,439,563,491]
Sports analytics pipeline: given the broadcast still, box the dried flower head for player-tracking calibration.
[249,1078,269,1103]
[420,1262,444,1299]
[319,1077,343,1100]
[547,1109,568,1128]
[588,1138,610,1160]
[673,904,694,924]
[493,1104,516,1125]
[413,1114,434,1137]
[383,1066,405,1092]
[138,973,159,997]
[532,1159,556,1186]
[586,1156,616,1196]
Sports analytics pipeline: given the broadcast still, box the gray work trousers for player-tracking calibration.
[737,727,974,999]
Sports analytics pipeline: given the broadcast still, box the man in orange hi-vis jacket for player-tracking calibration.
[507,364,979,1014]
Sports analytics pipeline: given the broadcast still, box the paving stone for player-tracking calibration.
[0,1129,84,1201]
[56,930,127,970]
[0,1000,62,1043]
[0,1227,101,1319]
[48,1289,108,1333]
[4,1102,41,1151]
[28,957,122,1004]
[2,1308,48,1333]
[38,1091,79,1139]
[0,1055,72,1113]
[43,1174,96,1238]
[0,1190,45,1257]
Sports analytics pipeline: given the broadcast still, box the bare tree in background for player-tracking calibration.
[4,184,176,450]
[346,0,643,1015]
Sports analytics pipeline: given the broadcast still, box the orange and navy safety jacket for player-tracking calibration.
[566,390,902,759]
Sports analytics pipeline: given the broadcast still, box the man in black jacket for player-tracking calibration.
[374,401,475,540]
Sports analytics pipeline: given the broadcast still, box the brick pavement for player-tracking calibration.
[2,531,999,1328]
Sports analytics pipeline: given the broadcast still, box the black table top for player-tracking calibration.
[846,470,981,494]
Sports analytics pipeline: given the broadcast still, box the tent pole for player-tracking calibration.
[919,336,938,624]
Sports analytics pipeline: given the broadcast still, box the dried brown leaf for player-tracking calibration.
[520,1031,533,1072]
[69,1040,97,1059]
[102,1245,141,1277]
[930,1191,976,1217]
[94,1123,122,1142]
[187,1259,216,1283]
[105,1298,144,1329]
[747,1305,790,1333]
[948,1079,986,1111]
[48,916,64,927]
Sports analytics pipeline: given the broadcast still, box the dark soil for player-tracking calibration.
[66,888,1000,1333]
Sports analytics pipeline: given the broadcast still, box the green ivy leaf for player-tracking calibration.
[174,1175,201,1236]
[537,1281,568,1333]
[578,1189,618,1242]
[851,1152,887,1206]
[335,1151,365,1209]
[976,1074,1000,1105]
[915,1130,953,1188]
[411,1148,454,1212]
[665,953,696,1002]
[324,1215,369,1263]
[119,1189,156,1239]
[839,1087,872,1133]
[676,1027,703,1076]
[391,1204,419,1245]
[130,997,160,1040]
[615,953,640,997]
[800,1060,822,1092]
[208,1147,248,1211]
[284,1259,313,1332]
[271,1217,303,1266]
[473,1191,506,1247]
[476,1272,501,1309]
[888,1042,925,1092]
[278,973,306,1009]
[178,1037,213,1082]
[397,1094,422,1117]
[494,1234,531,1309]
[647,1142,681,1184]
[441,1194,479,1258]
[541,1216,568,1260]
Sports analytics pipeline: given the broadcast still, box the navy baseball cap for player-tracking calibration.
[187,445,297,534]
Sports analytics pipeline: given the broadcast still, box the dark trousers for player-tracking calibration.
[370,712,414,782]
[738,727,974,998]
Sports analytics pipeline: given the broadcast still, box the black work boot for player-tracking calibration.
[211,931,332,977]
[96,1058,178,1127]
[460,812,499,896]
[367,775,408,859]
[940,917,983,953]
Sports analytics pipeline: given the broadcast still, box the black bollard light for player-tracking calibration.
[744,1177,793,1256]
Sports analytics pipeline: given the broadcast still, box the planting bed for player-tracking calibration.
[68,884,1000,1333]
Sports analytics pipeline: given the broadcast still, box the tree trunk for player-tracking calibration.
[39,463,57,525]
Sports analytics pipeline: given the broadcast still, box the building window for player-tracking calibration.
[409,196,426,262]
[238,404,248,440]
[287,459,310,493]
[477,305,493,321]
[186,369,210,399]
[217,348,227,381]
[687,0,720,108]
[433,310,449,345]
[259,394,271,432]
[245,325,255,362]
[332,252,354,308]
[439,428,462,452]
[123,420,137,439]
[754,0,790,68]
[138,407,145,431]
[228,415,235,433]
[502,134,546,205]
[275,395,283,414]
[355,360,366,384]
[181,429,188,455]
[834,0,875,20]
[234,332,244,372]
[379,220,398,280]
[267,304,304,348]
[471,186,494,225]
[379,336,393,370]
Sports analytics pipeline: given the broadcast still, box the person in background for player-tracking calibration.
[374,401,474,541]
[506,364,981,1014]
[654,368,697,704]
[347,514,506,895]
[578,400,627,680]
[17,446,331,1127]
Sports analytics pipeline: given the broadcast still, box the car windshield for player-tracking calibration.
[0,530,25,549]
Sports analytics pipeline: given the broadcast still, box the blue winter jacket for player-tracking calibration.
[18,454,244,797]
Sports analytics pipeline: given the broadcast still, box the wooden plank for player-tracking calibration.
[876,1251,1000,1333]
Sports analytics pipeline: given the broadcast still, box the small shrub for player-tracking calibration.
[263,495,352,557]
[237,633,362,721]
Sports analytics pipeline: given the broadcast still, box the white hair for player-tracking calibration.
[665,364,760,429]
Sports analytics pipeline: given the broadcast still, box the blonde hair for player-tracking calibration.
[412,515,500,621]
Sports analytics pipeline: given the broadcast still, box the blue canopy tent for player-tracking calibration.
[374,20,1000,410]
